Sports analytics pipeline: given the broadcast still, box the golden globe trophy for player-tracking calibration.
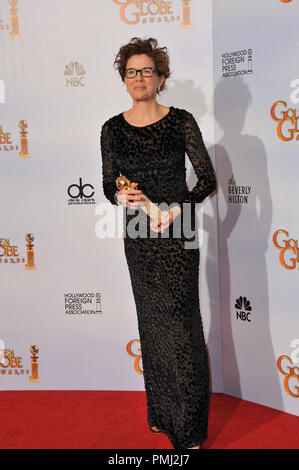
[116,174,169,229]
[8,0,21,38]
[180,0,192,29]
[19,120,30,158]
[25,233,36,270]
[29,345,40,382]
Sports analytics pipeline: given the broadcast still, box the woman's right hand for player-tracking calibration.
[117,182,144,209]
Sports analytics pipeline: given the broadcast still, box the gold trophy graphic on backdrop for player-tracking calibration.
[25,233,36,270]
[8,0,21,38]
[19,120,30,158]
[29,345,40,382]
[180,0,192,29]
[116,175,169,229]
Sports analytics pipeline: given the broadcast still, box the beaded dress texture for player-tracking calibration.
[101,106,216,449]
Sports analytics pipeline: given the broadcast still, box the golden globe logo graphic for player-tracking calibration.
[0,0,21,38]
[0,125,14,150]
[0,121,30,157]
[0,238,25,265]
[126,339,143,375]
[280,0,292,3]
[0,349,29,376]
[0,233,36,269]
[0,80,5,103]
[0,344,40,381]
[277,356,299,398]
[270,101,299,141]
[112,0,192,29]
[273,230,299,270]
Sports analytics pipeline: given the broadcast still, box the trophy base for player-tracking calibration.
[180,24,192,29]
[25,265,36,270]
[29,377,40,382]
[19,152,30,158]
[10,33,21,38]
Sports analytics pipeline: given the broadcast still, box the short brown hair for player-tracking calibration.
[114,37,171,93]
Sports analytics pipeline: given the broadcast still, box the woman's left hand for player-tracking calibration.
[150,205,181,233]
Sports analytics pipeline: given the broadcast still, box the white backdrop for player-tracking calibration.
[214,0,299,416]
[0,0,221,393]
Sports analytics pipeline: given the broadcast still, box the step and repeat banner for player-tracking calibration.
[214,0,299,416]
[0,1,221,393]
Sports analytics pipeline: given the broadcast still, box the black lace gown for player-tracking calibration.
[101,106,216,449]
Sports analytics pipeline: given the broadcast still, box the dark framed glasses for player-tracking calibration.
[124,67,159,78]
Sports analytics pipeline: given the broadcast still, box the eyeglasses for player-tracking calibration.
[124,67,159,79]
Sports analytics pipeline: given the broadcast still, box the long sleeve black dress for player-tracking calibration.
[100,106,216,449]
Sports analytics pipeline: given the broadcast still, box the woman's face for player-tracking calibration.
[124,54,165,102]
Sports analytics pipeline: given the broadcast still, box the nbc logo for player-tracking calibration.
[235,296,252,322]
[64,62,86,87]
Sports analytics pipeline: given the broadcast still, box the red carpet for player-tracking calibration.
[0,391,298,449]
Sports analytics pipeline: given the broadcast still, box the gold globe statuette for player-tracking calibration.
[25,233,36,270]
[115,175,169,229]
[8,0,21,38]
[19,120,30,158]
[180,0,192,29]
[29,345,40,382]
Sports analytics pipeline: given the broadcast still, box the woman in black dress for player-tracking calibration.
[101,37,216,450]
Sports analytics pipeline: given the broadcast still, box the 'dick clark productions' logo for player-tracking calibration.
[64,61,86,87]
[221,48,253,79]
[235,296,252,322]
[0,0,21,38]
[64,293,102,315]
[227,175,252,204]
[67,178,95,205]
[112,0,192,29]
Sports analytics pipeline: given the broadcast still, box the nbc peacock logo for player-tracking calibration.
[235,296,252,322]
[64,62,86,87]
